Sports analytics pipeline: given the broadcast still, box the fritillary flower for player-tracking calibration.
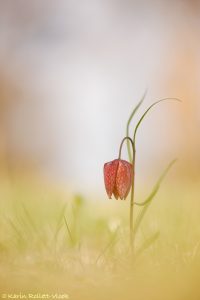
[104,159,133,200]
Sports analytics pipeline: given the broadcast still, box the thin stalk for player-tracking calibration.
[130,144,135,254]
[118,136,135,253]
[118,136,133,159]
[126,89,147,161]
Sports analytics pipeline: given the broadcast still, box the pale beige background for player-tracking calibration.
[0,0,199,193]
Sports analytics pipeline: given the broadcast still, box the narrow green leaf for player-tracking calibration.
[8,218,24,241]
[126,89,147,161]
[54,203,67,242]
[133,98,181,145]
[64,215,74,245]
[133,159,177,238]
[95,229,118,264]
[22,203,37,234]
[135,231,160,258]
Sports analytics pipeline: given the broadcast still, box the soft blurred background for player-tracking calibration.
[0,1,200,299]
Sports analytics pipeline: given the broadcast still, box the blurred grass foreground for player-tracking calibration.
[0,175,200,300]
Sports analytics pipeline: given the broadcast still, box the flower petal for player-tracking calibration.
[113,184,119,200]
[116,160,133,200]
[104,159,119,198]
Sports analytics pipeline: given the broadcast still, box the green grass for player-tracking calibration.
[0,177,200,300]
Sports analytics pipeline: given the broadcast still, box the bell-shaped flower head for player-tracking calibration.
[104,159,133,200]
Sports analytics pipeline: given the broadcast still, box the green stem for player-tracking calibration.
[130,144,135,254]
[118,137,135,253]
[118,137,133,159]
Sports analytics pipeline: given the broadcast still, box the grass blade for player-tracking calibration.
[64,215,74,245]
[8,218,24,241]
[133,159,177,238]
[54,203,67,242]
[21,203,37,234]
[95,229,118,264]
[126,89,147,161]
[135,231,160,258]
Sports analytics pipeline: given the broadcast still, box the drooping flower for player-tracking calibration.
[103,159,133,200]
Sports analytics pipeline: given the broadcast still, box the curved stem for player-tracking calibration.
[118,136,134,159]
[133,97,181,145]
[118,136,135,254]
